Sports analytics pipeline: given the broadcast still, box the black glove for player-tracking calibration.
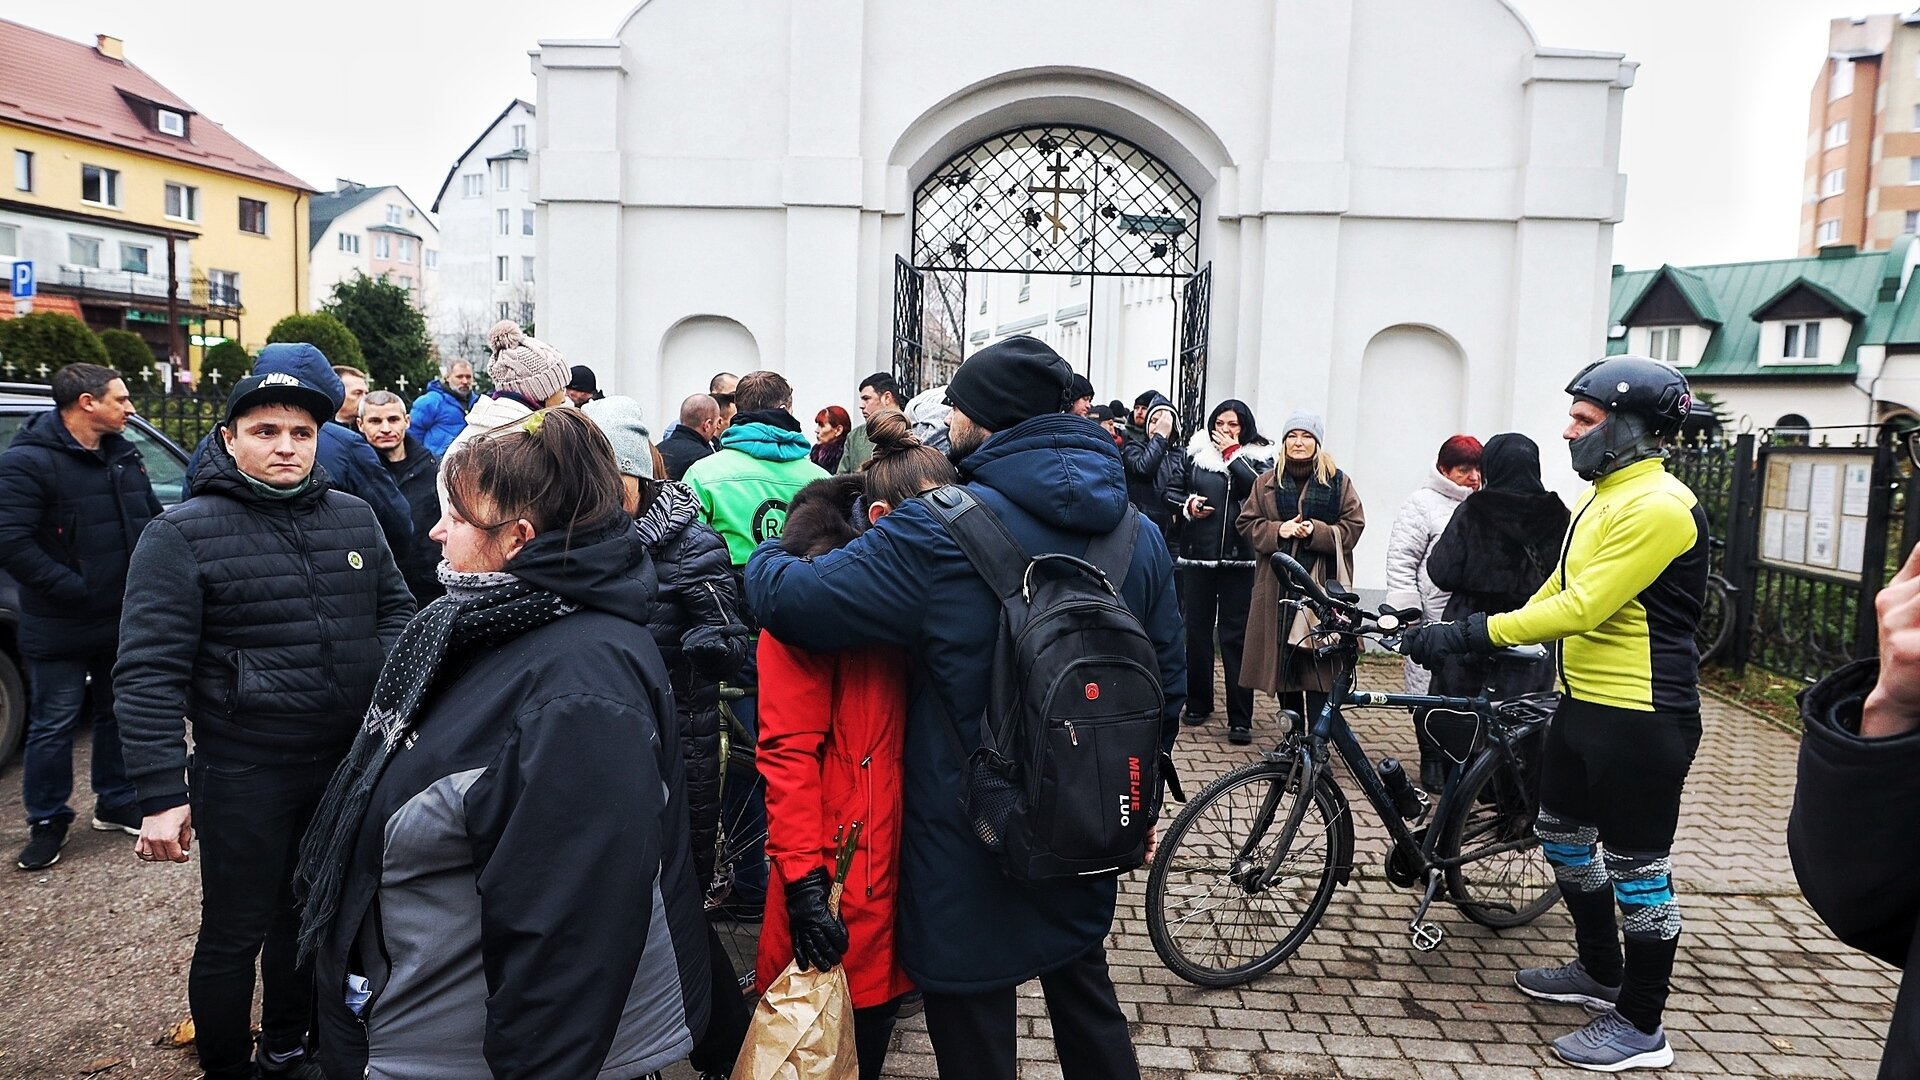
[784,866,849,971]
[1401,612,1494,669]
[683,623,748,677]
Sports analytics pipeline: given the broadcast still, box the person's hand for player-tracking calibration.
[1277,516,1310,541]
[1865,543,1920,737]
[136,806,193,864]
[1144,825,1158,864]
[1400,614,1493,669]
[684,624,746,674]
[1210,428,1235,454]
[1149,409,1175,439]
[784,867,849,971]
[1186,495,1215,520]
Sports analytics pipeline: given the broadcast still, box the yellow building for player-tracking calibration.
[0,18,313,375]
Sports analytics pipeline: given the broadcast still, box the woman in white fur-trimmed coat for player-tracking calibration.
[1382,435,1483,787]
[1165,400,1277,742]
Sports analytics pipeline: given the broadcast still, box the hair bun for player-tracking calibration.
[487,320,525,354]
[864,408,917,458]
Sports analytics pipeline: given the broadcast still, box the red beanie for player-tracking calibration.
[1437,434,1483,471]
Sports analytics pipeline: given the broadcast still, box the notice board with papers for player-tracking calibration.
[1759,449,1875,582]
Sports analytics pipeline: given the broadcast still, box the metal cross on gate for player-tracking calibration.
[1027,152,1086,245]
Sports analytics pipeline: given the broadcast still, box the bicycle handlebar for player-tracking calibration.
[1269,551,1424,638]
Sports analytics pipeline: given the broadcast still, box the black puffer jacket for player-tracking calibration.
[636,481,749,887]
[1121,393,1179,535]
[115,438,415,813]
[0,410,163,659]
[381,436,444,605]
[1165,430,1275,565]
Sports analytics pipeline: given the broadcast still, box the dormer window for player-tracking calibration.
[1618,265,1723,369]
[1751,278,1860,367]
[157,109,185,137]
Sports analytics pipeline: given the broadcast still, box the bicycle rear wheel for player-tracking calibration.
[1441,748,1559,929]
[1696,576,1734,665]
[707,733,768,992]
[1145,758,1344,987]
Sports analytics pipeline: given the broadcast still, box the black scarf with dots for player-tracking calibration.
[294,573,577,962]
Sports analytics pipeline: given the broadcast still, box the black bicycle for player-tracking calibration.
[1144,552,1561,988]
[707,682,768,992]
[1696,537,1736,665]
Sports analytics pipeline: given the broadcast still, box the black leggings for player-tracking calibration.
[1535,697,1701,1033]
[1183,565,1254,729]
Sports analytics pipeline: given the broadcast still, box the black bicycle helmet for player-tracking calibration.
[1564,355,1693,437]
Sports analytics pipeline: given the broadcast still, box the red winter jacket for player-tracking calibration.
[754,633,914,1008]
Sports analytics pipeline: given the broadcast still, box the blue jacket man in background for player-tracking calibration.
[747,335,1185,1080]
[185,343,412,558]
[407,358,474,456]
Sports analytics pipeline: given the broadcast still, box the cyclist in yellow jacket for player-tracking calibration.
[1405,355,1707,1073]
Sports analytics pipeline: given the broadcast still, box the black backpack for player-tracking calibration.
[923,485,1170,883]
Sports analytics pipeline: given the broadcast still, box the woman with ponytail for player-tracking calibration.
[754,408,952,1080]
[299,407,712,1079]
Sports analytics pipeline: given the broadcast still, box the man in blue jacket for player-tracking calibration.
[406,358,473,456]
[184,344,412,558]
[747,336,1185,1080]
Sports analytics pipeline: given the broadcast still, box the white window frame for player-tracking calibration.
[13,150,30,192]
[81,164,120,208]
[498,301,511,320]
[1828,120,1851,149]
[238,197,268,235]
[1824,169,1846,197]
[1018,271,1032,303]
[164,181,199,222]
[398,275,413,291]
[0,223,17,258]
[496,256,509,282]
[496,162,510,191]
[1907,210,1919,235]
[397,238,413,263]
[1909,158,1920,185]
[1648,327,1681,364]
[385,204,401,225]
[373,234,390,259]
[521,209,534,236]
[512,124,527,149]
[497,209,510,236]
[1818,219,1843,245]
[68,234,103,268]
[120,243,150,275]
[209,269,240,306]
[338,233,360,254]
[1831,59,1855,101]
[521,256,535,282]
[425,249,438,270]
[462,174,483,198]
[156,109,185,137]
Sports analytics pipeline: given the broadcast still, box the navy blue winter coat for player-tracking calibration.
[746,412,1186,993]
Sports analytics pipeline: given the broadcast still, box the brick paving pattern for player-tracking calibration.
[0,658,1895,1078]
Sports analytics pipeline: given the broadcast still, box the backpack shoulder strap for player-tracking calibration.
[921,484,1027,602]
[1083,509,1141,593]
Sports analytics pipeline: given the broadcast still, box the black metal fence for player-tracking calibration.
[129,387,223,453]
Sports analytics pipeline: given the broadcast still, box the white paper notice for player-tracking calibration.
[1811,464,1838,517]
[1787,461,1813,512]
[1840,518,1868,575]
[1763,510,1786,561]
[1808,514,1837,567]
[1844,462,1873,517]
[1783,513,1808,564]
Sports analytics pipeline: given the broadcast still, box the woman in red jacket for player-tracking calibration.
[755,410,955,1079]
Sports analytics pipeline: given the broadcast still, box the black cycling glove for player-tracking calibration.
[1401,612,1494,669]
[785,866,849,971]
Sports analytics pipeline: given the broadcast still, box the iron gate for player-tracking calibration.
[1175,264,1211,436]
[891,256,923,402]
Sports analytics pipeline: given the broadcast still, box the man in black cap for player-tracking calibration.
[746,334,1186,1080]
[115,369,414,1080]
[565,364,603,407]
[1067,373,1096,417]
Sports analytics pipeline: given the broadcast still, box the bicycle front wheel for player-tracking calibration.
[1697,576,1734,665]
[1145,759,1345,987]
[1441,748,1559,929]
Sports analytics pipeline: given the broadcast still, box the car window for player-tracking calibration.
[0,413,29,452]
[122,422,189,507]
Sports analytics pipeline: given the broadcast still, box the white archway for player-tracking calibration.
[1348,324,1469,592]
[655,315,760,427]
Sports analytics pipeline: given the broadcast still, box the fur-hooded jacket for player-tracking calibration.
[1166,429,1276,566]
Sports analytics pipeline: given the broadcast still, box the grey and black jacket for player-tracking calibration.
[1165,430,1275,567]
[313,522,711,1080]
[114,439,414,813]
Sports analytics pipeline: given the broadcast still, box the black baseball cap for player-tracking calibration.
[224,371,334,426]
[567,364,598,394]
[1087,404,1116,422]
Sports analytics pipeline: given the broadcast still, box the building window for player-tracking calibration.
[522,209,534,236]
[164,181,199,222]
[512,124,527,149]
[977,279,988,314]
[385,204,401,225]
[1910,159,1920,185]
[498,301,511,320]
[156,109,186,137]
[497,209,510,235]
[496,162,510,190]
[522,256,535,282]
[0,223,17,258]
[397,238,413,263]
[1648,327,1683,364]
[1908,210,1919,235]
[209,269,240,307]
[1827,120,1850,148]
[338,233,360,254]
[68,235,103,267]
[462,174,483,198]
[13,150,30,192]
[398,275,413,291]
[238,197,268,235]
[1783,321,1823,360]
[374,234,390,258]
[120,243,150,275]
[1913,103,1920,131]
[425,249,438,269]
[81,164,120,208]
[1824,169,1845,197]
[1069,272,1083,287]
[496,256,509,282]
[1831,58,1855,100]
[1018,271,1031,303]
[1818,219,1842,245]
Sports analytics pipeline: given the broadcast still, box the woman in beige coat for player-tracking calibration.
[1235,412,1365,744]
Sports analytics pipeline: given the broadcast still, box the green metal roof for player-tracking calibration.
[1605,239,1920,377]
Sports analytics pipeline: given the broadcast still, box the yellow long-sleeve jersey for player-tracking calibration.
[1487,458,1709,713]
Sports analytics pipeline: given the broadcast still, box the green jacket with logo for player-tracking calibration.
[683,418,828,565]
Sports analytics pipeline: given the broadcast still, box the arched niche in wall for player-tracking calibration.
[657,316,761,417]
[1347,324,1468,590]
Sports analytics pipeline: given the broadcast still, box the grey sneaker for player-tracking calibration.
[1552,1009,1673,1071]
[91,802,141,835]
[1515,958,1621,1011]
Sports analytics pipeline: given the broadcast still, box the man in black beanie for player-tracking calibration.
[747,333,1186,1080]
[1067,373,1096,416]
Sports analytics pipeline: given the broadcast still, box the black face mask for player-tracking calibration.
[1568,409,1663,481]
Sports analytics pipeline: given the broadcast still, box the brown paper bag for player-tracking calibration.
[729,960,858,1080]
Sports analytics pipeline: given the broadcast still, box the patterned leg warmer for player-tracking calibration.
[1537,807,1622,984]
[1608,848,1681,1034]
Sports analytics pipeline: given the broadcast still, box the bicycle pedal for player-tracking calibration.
[1409,922,1444,951]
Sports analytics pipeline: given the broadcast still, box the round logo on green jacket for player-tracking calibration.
[751,499,789,543]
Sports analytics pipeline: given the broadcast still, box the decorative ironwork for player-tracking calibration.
[891,256,924,402]
[913,126,1201,278]
[920,268,966,391]
[1176,264,1211,436]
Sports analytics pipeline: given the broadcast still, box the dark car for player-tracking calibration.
[0,385,192,766]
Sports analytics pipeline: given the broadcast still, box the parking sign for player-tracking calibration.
[10,261,32,299]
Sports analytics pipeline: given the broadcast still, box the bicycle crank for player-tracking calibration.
[1407,867,1446,951]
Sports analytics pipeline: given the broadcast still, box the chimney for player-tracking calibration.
[95,35,124,61]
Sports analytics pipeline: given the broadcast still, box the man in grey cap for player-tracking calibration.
[746,334,1185,1080]
[116,368,414,1080]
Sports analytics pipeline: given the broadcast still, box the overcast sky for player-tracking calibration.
[26,1,1849,268]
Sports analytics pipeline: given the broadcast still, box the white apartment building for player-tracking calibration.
[308,181,438,314]
[431,100,536,368]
